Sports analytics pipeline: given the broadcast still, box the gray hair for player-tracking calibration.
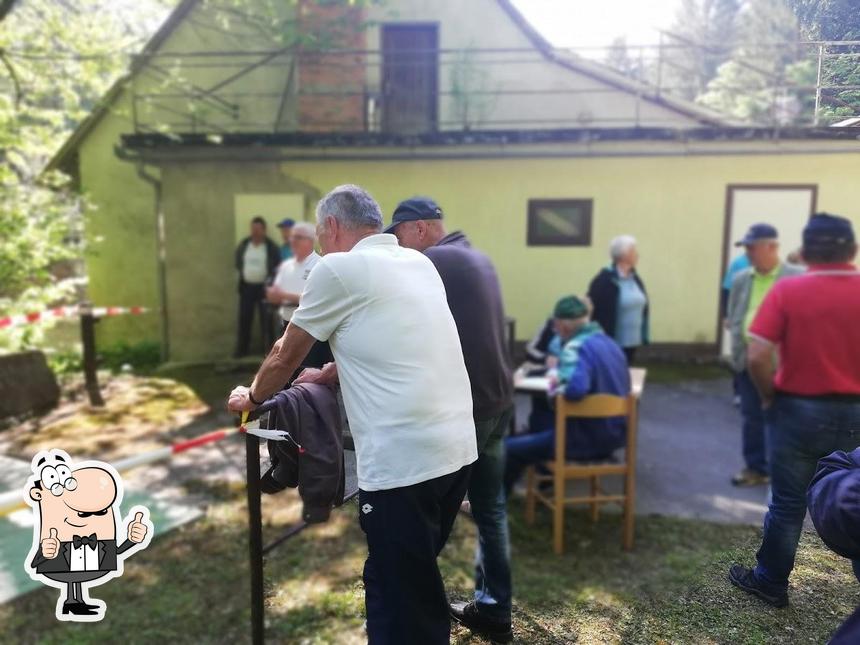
[291,221,316,240]
[609,235,637,263]
[315,184,383,232]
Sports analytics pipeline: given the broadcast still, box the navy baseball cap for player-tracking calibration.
[735,223,778,247]
[384,197,443,234]
[803,212,855,247]
[277,218,295,228]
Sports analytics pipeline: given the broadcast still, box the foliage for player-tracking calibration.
[98,340,162,373]
[603,36,644,80]
[45,347,84,377]
[698,0,805,124]
[786,0,860,124]
[0,0,169,352]
[661,0,741,100]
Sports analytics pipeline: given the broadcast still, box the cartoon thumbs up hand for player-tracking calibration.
[127,511,149,544]
[41,528,60,559]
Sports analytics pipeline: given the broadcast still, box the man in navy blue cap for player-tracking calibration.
[807,448,860,643]
[277,218,296,261]
[726,223,802,487]
[388,196,515,644]
[730,213,860,608]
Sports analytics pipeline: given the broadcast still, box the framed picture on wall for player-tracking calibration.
[527,199,593,246]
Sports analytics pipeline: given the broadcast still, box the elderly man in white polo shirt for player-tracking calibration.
[266,221,320,327]
[228,184,477,644]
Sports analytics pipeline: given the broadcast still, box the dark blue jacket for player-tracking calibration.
[807,448,860,644]
[562,331,630,459]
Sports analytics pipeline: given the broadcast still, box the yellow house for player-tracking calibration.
[50,0,860,363]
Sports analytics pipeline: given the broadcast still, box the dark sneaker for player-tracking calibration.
[450,600,513,644]
[728,565,788,608]
[731,469,770,487]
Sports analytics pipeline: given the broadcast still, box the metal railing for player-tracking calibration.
[127,40,860,135]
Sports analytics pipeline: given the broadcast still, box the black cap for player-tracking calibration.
[384,197,443,234]
[803,212,855,248]
[735,223,778,247]
[277,218,296,228]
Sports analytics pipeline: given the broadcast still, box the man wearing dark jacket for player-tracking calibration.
[388,197,515,644]
[234,216,280,357]
[807,448,860,643]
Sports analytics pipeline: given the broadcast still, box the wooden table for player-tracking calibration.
[514,367,646,399]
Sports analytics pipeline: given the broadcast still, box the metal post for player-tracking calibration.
[814,44,824,126]
[246,426,265,645]
[79,304,105,407]
[655,34,664,97]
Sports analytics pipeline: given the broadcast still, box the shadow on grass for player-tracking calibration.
[1,494,855,645]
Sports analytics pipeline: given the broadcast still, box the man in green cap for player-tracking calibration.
[503,295,631,493]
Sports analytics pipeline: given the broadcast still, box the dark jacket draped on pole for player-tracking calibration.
[807,447,860,644]
[587,266,649,344]
[256,383,345,524]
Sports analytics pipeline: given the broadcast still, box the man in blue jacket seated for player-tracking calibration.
[807,448,860,644]
[504,295,630,494]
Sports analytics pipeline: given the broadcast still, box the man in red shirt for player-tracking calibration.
[729,213,860,608]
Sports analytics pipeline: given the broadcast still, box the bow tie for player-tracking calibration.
[72,533,98,549]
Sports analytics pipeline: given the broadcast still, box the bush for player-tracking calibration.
[98,341,162,373]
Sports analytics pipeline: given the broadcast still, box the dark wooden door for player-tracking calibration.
[381,24,438,134]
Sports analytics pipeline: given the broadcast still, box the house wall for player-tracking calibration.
[153,147,860,362]
[77,90,161,348]
[364,0,702,130]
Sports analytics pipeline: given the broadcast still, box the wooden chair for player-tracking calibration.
[524,388,641,554]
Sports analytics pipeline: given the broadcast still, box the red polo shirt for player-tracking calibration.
[749,263,860,396]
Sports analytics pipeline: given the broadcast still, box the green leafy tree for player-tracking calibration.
[661,0,741,100]
[697,0,803,124]
[786,0,860,123]
[0,0,168,351]
[604,36,643,80]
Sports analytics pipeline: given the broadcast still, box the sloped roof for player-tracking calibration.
[50,0,732,171]
[495,0,733,127]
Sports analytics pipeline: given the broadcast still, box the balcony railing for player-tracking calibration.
[128,41,860,136]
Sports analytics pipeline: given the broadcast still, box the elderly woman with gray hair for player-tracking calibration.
[586,235,649,364]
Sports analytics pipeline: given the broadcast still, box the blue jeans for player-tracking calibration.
[754,395,860,592]
[470,408,514,621]
[738,370,768,474]
[503,430,555,495]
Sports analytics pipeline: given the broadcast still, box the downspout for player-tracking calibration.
[114,145,170,362]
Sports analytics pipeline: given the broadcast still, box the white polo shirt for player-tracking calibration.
[272,251,320,321]
[290,234,477,491]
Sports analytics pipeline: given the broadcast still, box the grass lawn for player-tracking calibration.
[2,480,856,645]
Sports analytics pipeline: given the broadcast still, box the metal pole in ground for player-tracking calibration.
[79,303,104,407]
[246,416,265,645]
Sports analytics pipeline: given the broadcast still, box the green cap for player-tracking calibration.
[553,295,589,320]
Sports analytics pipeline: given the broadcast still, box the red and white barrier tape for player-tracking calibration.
[0,306,149,330]
[0,422,260,516]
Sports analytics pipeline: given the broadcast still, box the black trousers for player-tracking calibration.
[236,282,266,356]
[359,464,472,645]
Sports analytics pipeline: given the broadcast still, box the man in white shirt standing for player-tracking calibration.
[228,184,477,644]
[266,222,320,327]
[266,221,332,370]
